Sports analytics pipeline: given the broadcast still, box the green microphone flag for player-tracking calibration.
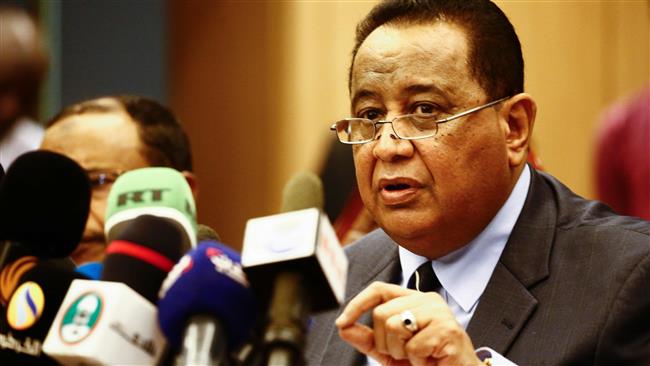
[104,167,197,250]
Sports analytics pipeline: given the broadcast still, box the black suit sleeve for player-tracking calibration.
[596,241,650,366]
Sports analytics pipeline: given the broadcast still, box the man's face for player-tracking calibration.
[350,22,515,258]
[41,102,150,264]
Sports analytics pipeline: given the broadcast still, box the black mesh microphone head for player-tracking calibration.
[0,261,88,365]
[0,151,91,258]
[101,215,184,303]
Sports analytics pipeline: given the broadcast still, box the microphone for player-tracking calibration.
[241,171,348,366]
[0,261,88,365]
[74,223,218,282]
[104,167,198,252]
[42,215,184,365]
[101,214,185,303]
[1,256,38,307]
[197,223,221,242]
[158,241,257,366]
[1,256,76,307]
[0,151,91,268]
[75,222,215,282]
[42,278,167,365]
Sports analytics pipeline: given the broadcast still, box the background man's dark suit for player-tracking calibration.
[306,168,650,365]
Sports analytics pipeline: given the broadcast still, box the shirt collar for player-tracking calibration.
[399,166,531,312]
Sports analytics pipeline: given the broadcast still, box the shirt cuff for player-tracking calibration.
[476,347,517,366]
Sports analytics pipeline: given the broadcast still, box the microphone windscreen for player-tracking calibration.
[158,241,256,350]
[104,167,197,250]
[197,224,221,242]
[0,261,87,365]
[280,171,324,213]
[0,151,91,258]
[101,214,184,303]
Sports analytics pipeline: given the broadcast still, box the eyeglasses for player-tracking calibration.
[86,170,124,188]
[330,96,510,144]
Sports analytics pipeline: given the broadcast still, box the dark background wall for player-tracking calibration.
[59,0,166,108]
[5,0,167,119]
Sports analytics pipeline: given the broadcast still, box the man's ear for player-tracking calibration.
[500,93,536,167]
[182,170,199,202]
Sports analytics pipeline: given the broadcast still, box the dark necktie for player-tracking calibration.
[407,261,442,292]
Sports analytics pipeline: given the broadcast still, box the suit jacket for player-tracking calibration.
[305,169,650,366]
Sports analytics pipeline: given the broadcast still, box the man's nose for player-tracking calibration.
[372,121,414,161]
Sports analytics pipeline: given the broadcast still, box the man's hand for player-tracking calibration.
[335,282,482,366]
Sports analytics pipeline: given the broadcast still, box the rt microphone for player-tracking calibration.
[104,167,198,252]
[74,222,220,281]
[242,171,348,366]
[101,214,185,303]
[158,241,257,366]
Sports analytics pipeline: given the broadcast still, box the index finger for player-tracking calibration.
[335,282,413,328]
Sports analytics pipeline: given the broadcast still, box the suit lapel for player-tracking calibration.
[467,168,556,354]
[466,263,538,352]
[319,231,401,366]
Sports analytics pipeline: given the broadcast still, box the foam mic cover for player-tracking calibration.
[101,214,184,304]
[0,151,91,258]
[280,171,324,213]
[104,167,197,252]
[158,241,257,350]
[197,223,221,242]
[0,261,87,365]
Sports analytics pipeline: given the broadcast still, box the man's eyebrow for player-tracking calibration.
[402,83,449,99]
[351,84,451,109]
[351,89,379,110]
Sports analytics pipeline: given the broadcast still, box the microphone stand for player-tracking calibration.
[174,314,231,366]
[263,271,309,366]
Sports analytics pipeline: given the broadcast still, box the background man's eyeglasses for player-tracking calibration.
[86,170,124,189]
[330,96,510,144]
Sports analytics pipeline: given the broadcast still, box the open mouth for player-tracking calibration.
[379,177,420,191]
[384,183,412,191]
[378,178,421,205]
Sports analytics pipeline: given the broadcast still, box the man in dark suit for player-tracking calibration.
[306,1,650,365]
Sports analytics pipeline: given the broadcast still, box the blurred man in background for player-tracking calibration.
[0,5,48,169]
[41,95,196,264]
[595,86,650,221]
